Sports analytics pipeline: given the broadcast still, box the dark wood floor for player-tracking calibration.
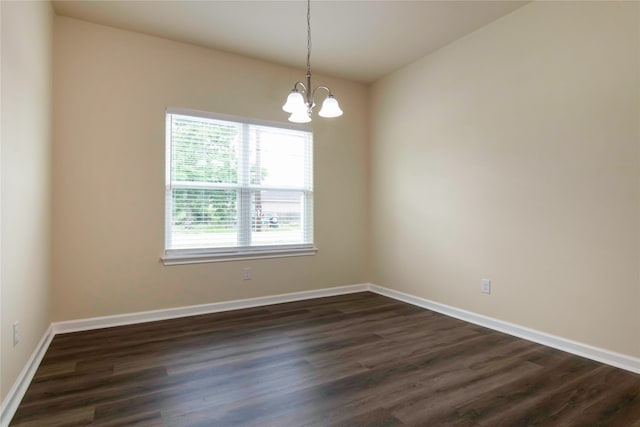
[10,292,640,426]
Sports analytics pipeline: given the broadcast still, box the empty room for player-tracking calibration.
[1,0,639,425]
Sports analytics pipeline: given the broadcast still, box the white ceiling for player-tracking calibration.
[52,1,529,84]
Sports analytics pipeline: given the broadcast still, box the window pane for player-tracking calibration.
[171,115,239,184]
[171,189,238,249]
[249,126,309,188]
[251,190,306,246]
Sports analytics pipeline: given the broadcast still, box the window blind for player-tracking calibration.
[165,109,313,260]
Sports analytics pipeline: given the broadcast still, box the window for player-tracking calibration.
[163,108,315,265]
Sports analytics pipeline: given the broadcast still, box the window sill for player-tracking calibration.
[161,246,318,266]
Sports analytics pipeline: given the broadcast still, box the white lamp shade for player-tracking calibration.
[288,109,311,123]
[282,91,306,113]
[318,95,343,118]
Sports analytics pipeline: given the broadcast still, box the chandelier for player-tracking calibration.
[282,0,343,123]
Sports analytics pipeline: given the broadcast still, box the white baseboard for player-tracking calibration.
[3,282,639,427]
[368,284,640,375]
[51,281,640,374]
[0,325,54,427]
[52,284,369,334]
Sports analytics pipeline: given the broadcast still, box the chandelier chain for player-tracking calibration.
[306,0,311,76]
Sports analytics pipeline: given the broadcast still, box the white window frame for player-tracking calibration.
[162,108,317,265]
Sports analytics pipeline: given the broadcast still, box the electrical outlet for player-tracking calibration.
[13,321,20,347]
[481,279,491,295]
[243,267,252,280]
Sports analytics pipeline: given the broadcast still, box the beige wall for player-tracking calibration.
[1,1,53,401]
[52,17,369,321]
[371,1,640,357]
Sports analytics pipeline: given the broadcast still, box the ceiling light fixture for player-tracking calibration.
[282,0,343,123]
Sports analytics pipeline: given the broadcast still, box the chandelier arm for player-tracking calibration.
[293,81,307,93]
[311,85,332,101]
